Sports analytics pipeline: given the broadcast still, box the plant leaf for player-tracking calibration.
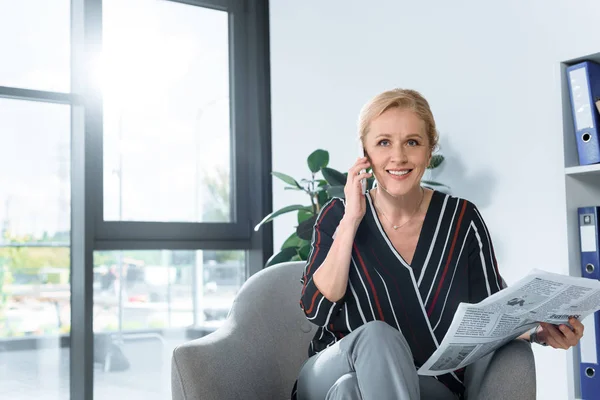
[284,186,303,191]
[298,244,311,260]
[307,149,329,173]
[296,215,317,240]
[421,180,449,187]
[272,171,301,188]
[317,190,330,207]
[321,167,347,186]
[298,209,314,224]
[254,204,310,231]
[326,185,345,199]
[265,247,298,267]
[428,155,445,169]
[282,232,304,249]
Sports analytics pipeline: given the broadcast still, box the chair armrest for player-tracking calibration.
[171,313,283,400]
[171,261,316,400]
[465,339,536,400]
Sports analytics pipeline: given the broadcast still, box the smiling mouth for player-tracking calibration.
[387,169,412,176]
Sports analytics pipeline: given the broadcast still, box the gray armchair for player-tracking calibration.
[171,261,316,400]
[171,261,536,400]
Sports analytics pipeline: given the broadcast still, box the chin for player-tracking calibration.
[379,180,421,197]
[377,170,422,196]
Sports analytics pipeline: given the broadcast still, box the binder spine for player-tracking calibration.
[578,206,600,399]
[580,312,600,399]
[579,207,600,279]
[567,62,600,166]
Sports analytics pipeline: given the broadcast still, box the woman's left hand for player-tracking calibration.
[537,317,584,349]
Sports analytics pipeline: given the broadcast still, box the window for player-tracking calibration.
[0,0,271,399]
[0,99,71,398]
[102,1,233,223]
[92,249,246,398]
[0,0,70,92]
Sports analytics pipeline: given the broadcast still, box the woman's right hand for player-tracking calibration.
[343,157,372,224]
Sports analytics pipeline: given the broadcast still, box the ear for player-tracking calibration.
[427,150,433,168]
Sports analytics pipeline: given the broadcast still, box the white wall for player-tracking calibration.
[269,1,600,398]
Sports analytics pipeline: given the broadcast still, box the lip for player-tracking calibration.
[386,169,413,180]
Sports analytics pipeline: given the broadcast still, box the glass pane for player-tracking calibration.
[0,99,70,400]
[93,249,246,399]
[0,99,71,245]
[101,0,232,223]
[0,0,70,92]
[0,247,71,400]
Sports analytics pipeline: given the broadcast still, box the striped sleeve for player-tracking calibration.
[467,203,505,304]
[299,198,346,327]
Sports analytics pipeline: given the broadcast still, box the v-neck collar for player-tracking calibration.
[366,188,438,269]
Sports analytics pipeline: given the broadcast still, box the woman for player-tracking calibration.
[292,88,584,400]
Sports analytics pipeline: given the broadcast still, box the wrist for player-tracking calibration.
[340,215,362,231]
[529,325,547,346]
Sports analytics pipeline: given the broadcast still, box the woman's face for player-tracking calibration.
[364,107,431,197]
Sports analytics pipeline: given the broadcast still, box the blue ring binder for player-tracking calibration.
[578,207,600,399]
[567,62,600,166]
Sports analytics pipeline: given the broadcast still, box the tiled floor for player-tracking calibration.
[0,336,184,400]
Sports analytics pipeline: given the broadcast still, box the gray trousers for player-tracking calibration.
[296,320,536,400]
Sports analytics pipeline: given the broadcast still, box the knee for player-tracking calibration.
[358,320,400,338]
[325,373,360,399]
[359,319,398,335]
[340,320,415,371]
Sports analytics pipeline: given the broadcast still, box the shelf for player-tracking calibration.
[565,163,600,176]
[561,50,600,400]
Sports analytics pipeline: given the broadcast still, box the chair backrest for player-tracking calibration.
[228,260,317,398]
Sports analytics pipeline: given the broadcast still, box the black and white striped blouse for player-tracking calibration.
[296,189,505,397]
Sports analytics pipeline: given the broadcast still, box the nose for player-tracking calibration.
[393,144,408,163]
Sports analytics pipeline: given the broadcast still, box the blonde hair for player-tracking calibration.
[358,88,439,152]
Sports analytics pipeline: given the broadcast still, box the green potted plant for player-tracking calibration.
[254,149,448,267]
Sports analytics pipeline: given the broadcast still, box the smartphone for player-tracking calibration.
[358,141,367,194]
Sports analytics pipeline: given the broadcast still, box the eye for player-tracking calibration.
[378,139,390,147]
[407,139,420,147]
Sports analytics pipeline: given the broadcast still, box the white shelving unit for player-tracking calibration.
[561,50,600,400]
[566,164,600,177]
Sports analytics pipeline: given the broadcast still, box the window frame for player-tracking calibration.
[92,0,257,247]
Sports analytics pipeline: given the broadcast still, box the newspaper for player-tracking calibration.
[418,269,600,376]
